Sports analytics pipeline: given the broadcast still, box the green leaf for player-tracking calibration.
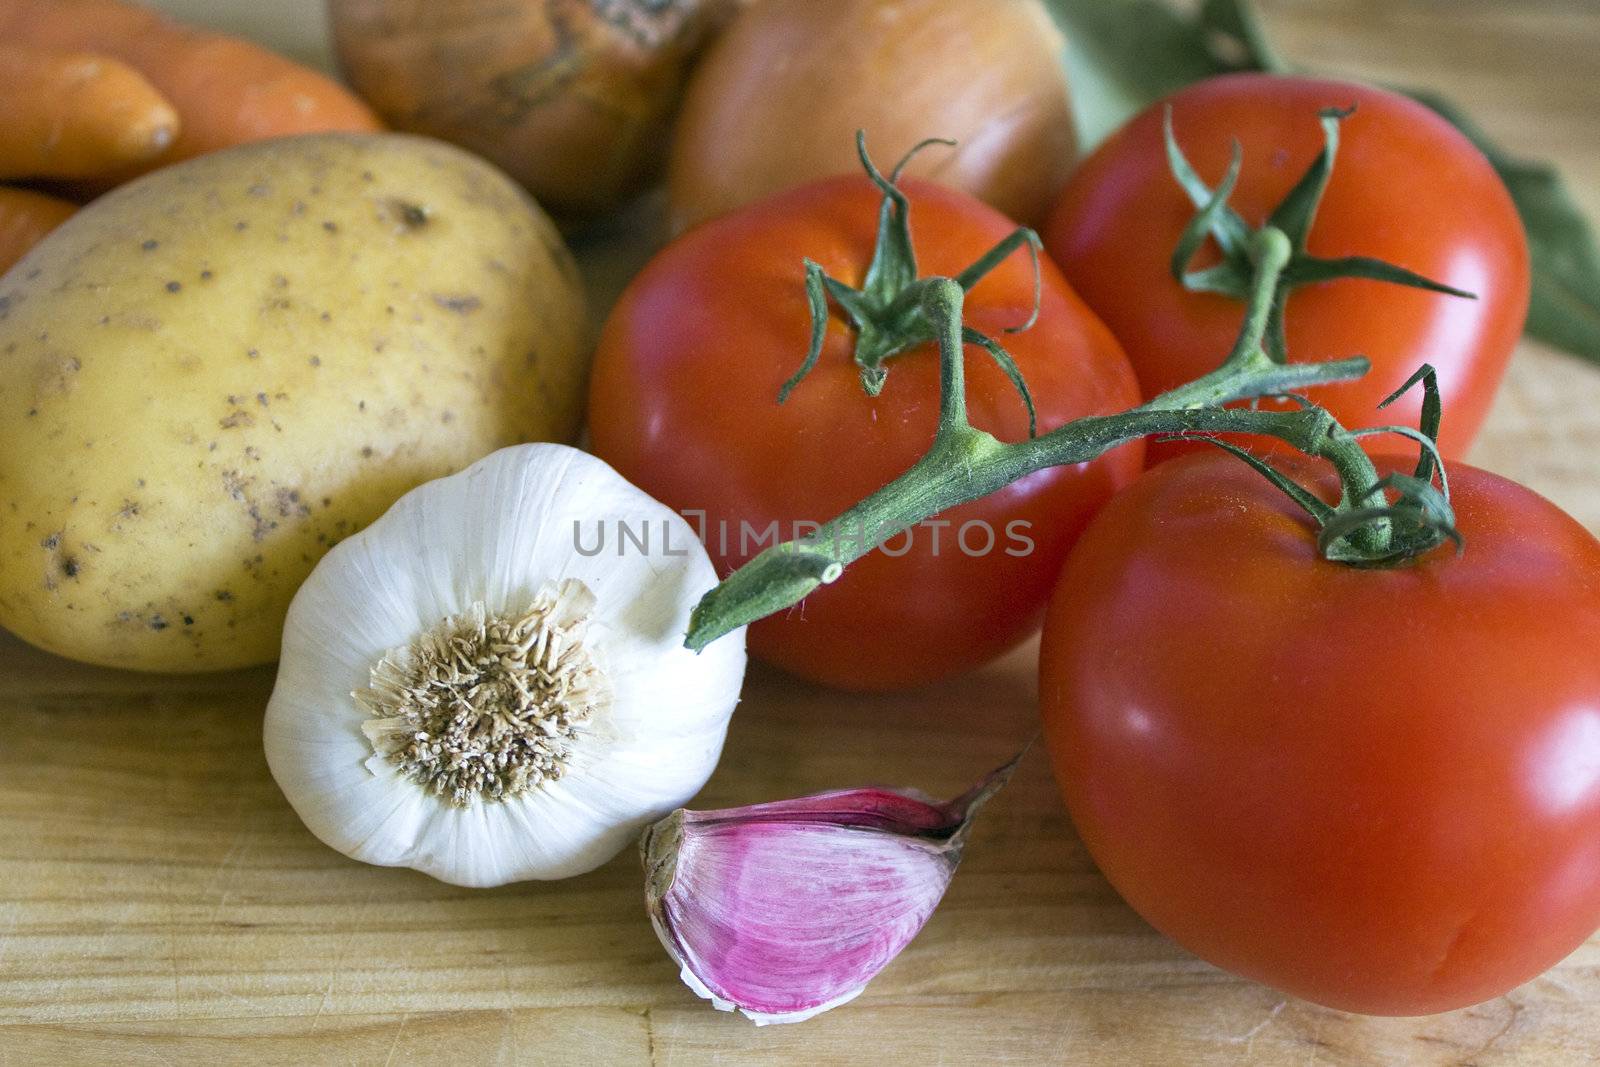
[1042,0,1278,149]
[1046,0,1211,149]
[1404,89,1600,364]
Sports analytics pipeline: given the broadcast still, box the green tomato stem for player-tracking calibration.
[684,227,1389,652]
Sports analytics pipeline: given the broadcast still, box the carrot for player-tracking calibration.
[0,46,180,179]
[0,186,75,276]
[0,0,381,178]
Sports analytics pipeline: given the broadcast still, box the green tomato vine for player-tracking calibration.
[685,110,1469,652]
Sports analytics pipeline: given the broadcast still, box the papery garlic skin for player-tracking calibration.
[265,444,746,887]
[642,765,1015,1025]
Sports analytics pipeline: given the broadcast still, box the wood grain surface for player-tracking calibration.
[3,1,1600,1064]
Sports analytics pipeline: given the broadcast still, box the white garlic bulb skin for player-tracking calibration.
[264,444,746,887]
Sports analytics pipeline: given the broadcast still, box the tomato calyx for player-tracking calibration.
[1174,364,1463,567]
[1165,105,1477,363]
[777,132,1046,435]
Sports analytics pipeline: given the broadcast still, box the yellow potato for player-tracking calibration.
[0,132,588,672]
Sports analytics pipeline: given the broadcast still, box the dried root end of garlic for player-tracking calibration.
[356,579,609,807]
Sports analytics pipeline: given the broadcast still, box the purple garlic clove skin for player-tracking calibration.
[640,756,1019,1025]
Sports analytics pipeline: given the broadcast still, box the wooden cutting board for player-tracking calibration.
[3,1,1599,1063]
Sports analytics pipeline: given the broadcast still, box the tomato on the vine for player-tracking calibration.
[589,175,1142,691]
[1039,450,1600,1014]
[1043,73,1530,462]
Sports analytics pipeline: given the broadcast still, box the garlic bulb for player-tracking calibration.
[264,444,746,887]
[642,757,1017,1024]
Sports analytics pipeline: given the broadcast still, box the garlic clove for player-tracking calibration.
[265,444,747,887]
[641,757,1019,1024]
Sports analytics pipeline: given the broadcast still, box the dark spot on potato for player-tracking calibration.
[118,500,141,520]
[274,488,310,519]
[244,446,261,462]
[61,557,79,578]
[41,532,60,551]
[25,268,39,280]
[271,274,289,290]
[256,392,270,407]
[360,446,374,458]
[200,270,213,281]
[321,497,332,508]
[247,182,271,198]
[98,315,110,325]
[215,589,233,602]
[219,409,255,430]
[292,201,308,216]
[235,220,249,231]
[320,311,332,322]
[165,281,182,293]
[441,410,455,424]
[222,470,250,501]
[182,614,195,626]
[323,220,339,233]
[357,400,366,412]
[309,355,321,367]
[141,239,159,251]
[247,348,259,359]
[247,504,276,541]
[149,615,169,631]
[432,293,482,314]
[383,199,431,231]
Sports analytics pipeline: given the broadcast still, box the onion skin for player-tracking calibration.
[330,0,741,220]
[667,0,1076,233]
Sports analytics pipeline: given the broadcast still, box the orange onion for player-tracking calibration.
[330,0,742,220]
[667,0,1076,233]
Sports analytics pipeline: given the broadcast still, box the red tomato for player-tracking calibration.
[1043,73,1530,462]
[1039,450,1600,1014]
[589,176,1142,691]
